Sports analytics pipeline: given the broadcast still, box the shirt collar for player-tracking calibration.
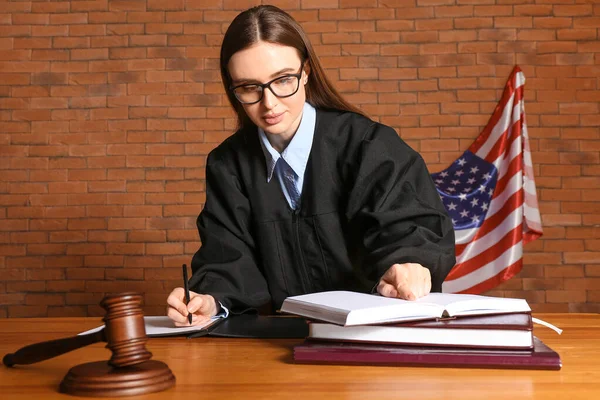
[259,102,316,182]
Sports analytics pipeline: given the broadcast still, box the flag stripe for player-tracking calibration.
[492,152,522,203]
[453,224,522,278]
[443,239,523,293]
[447,260,523,295]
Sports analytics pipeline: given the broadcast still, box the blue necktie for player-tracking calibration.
[277,158,301,209]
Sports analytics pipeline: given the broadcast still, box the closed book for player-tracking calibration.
[293,336,561,370]
[281,291,531,326]
[308,313,533,349]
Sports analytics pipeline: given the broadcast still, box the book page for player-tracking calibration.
[418,293,531,316]
[414,293,493,307]
[287,291,444,312]
[79,316,220,337]
[281,291,445,326]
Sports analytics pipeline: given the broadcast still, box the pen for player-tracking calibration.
[182,263,192,325]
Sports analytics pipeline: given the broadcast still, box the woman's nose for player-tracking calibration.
[261,86,278,109]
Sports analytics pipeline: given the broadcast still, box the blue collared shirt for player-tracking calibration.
[258,102,317,209]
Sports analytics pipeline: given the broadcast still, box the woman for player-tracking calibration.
[167,5,456,326]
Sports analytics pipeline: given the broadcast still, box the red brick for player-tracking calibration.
[6,255,42,269]
[8,306,48,318]
[109,0,147,11]
[32,26,69,37]
[25,293,65,306]
[27,244,67,255]
[71,1,109,12]
[50,13,88,25]
[106,268,144,280]
[70,25,106,37]
[30,1,69,12]
[123,257,163,271]
[147,0,184,10]
[88,11,127,24]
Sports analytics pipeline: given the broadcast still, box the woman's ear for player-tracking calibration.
[303,60,311,84]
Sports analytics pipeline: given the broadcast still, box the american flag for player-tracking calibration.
[432,66,543,294]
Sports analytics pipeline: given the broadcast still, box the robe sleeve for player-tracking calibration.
[188,150,271,313]
[345,122,456,292]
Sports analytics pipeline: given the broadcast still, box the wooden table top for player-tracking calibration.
[1,313,599,400]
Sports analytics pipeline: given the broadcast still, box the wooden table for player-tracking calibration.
[0,314,599,399]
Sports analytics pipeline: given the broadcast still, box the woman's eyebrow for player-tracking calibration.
[231,66,297,85]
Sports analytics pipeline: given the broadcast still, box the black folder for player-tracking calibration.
[187,314,308,339]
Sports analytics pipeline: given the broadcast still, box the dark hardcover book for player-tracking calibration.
[293,336,561,370]
[308,313,533,349]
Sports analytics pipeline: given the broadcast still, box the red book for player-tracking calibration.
[308,313,533,349]
[293,336,561,370]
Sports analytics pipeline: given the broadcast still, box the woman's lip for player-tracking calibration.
[263,112,285,125]
[264,112,284,119]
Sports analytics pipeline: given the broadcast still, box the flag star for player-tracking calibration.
[435,179,444,184]
[452,219,457,225]
[458,193,467,201]
[440,171,448,178]
[478,184,487,192]
[446,187,456,192]
[488,188,494,196]
[467,177,476,184]
[471,215,480,224]
[454,170,464,177]
[483,173,492,180]
[470,166,479,174]
[470,198,479,207]
[460,210,469,218]
[457,158,467,166]
[448,202,457,210]
[463,187,472,193]
[451,179,460,185]
[481,202,489,211]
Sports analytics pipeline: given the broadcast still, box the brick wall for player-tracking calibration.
[0,0,599,317]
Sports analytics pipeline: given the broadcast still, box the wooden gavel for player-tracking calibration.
[3,293,175,397]
[3,293,151,368]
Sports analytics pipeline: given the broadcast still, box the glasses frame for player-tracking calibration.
[229,61,305,105]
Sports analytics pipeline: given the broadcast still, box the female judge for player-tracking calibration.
[167,5,456,326]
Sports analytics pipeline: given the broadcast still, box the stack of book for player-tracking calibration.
[280,291,561,370]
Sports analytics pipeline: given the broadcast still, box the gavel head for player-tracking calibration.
[100,293,152,368]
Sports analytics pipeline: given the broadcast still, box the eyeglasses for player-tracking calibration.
[230,61,305,105]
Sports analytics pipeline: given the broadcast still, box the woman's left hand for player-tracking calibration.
[376,263,432,301]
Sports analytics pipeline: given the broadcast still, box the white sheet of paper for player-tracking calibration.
[79,316,218,337]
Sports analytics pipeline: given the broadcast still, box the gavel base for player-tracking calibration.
[59,359,176,397]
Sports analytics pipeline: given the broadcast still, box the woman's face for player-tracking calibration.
[227,42,309,144]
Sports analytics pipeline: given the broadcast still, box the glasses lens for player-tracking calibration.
[233,85,262,104]
[269,76,300,97]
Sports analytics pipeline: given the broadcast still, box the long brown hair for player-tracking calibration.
[220,5,367,130]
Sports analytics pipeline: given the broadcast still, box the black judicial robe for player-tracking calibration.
[189,108,456,314]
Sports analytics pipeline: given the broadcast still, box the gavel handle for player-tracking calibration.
[3,329,106,367]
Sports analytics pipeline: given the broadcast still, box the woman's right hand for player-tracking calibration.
[166,287,219,326]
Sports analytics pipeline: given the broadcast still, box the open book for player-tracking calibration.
[280,291,531,326]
